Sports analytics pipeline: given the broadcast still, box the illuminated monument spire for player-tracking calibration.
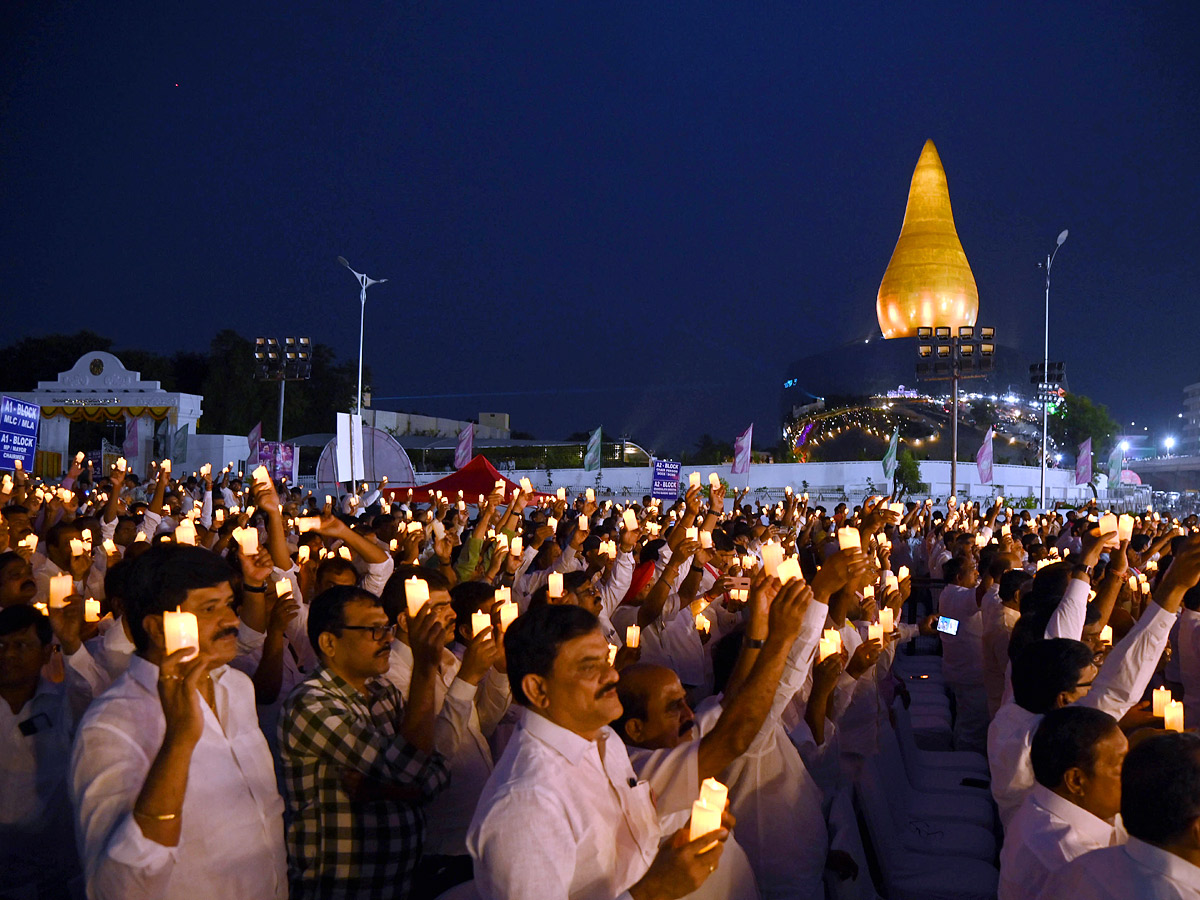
[876,139,979,339]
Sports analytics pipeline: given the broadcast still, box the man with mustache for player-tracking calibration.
[70,544,288,899]
[279,584,451,900]
[614,575,816,899]
[469,603,733,900]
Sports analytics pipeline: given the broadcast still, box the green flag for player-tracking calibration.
[882,428,899,480]
[584,426,602,472]
[1107,442,1124,488]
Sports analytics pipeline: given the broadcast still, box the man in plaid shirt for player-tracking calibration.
[280,584,452,899]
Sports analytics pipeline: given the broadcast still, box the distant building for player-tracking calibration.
[1183,381,1200,456]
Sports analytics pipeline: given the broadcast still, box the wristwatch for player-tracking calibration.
[743,637,766,649]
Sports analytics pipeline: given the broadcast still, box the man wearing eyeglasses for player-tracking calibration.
[279,584,452,899]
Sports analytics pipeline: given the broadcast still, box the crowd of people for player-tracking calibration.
[1,452,1199,900]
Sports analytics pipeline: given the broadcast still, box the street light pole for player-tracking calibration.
[337,257,387,493]
[950,361,959,498]
[1040,229,1068,508]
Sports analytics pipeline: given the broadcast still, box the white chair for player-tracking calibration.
[855,774,999,900]
[892,699,990,781]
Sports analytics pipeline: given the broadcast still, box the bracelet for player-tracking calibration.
[133,809,179,821]
[243,584,267,593]
[743,637,766,649]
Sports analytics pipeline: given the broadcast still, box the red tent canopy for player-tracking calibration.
[380,455,552,505]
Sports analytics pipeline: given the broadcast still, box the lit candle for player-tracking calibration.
[548,572,564,598]
[69,538,86,557]
[578,514,588,532]
[868,622,884,643]
[48,574,73,608]
[252,465,270,484]
[823,628,843,656]
[863,585,875,599]
[389,538,399,552]
[880,607,895,632]
[685,526,698,542]
[695,615,711,634]
[233,527,259,555]
[498,602,518,631]
[897,566,910,581]
[102,539,117,555]
[818,636,839,660]
[520,477,533,493]
[1164,699,1185,732]
[495,586,511,604]
[510,536,523,556]
[608,643,618,666]
[297,545,310,564]
[699,777,728,811]
[163,607,199,660]
[775,557,802,583]
[585,488,595,502]
[84,598,102,622]
[1099,625,1113,645]
[623,509,638,531]
[708,473,720,489]
[161,459,172,473]
[547,516,559,532]
[495,533,510,552]
[405,578,429,617]
[471,611,492,637]
[1128,575,1138,591]
[338,546,351,560]
[760,542,784,577]
[837,527,861,551]
[1117,514,1135,543]
[274,579,291,599]
[699,531,713,549]
[741,555,756,571]
[689,472,701,488]
[557,487,566,500]
[175,520,197,546]
[689,798,723,843]
[1153,686,1173,717]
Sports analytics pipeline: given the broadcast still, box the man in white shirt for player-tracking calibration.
[984,569,1030,717]
[1038,732,1200,899]
[989,538,1200,826]
[468,603,732,900]
[616,575,819,899]
[0,604,84,898]
[380,574,510,897]
[1178,587,1200,728]
[999,706,1126,900]
[939,554,989,752]
[70,544,287,900]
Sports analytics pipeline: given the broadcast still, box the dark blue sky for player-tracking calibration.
[3,3,1198,456]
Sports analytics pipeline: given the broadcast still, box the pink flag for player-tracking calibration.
[1076,437,1092,485]
[122,416,139,459]
[731,424,753,475]
[247,421,262,467]
[454,424,473,470]
[976,429,993,484]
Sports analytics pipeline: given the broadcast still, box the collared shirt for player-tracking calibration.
[939,583,985,685]
[999,784,1124,900]
[0,677,81,893]
[989,600,1175,826]
[279,666,450,899]
[627,737,760,900]
[984,603,1020,716]
[468,712,661,900]
[1178,608,1200,728]
[384,639,509,856]
[71,655,287,900]
[1037,837,1200,900]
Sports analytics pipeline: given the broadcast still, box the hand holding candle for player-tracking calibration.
[404,578,429,617]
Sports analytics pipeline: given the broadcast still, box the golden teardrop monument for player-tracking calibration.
[876,139,979,339]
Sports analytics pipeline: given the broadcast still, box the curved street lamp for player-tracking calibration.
[337,257,387,491]
[1039,229,1068,508]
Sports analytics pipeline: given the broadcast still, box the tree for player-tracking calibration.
[894,449,924,499]
[0,331,114,388]
[686,434,733,466]
[1047,392,1119,454]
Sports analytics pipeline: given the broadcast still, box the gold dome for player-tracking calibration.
[876,139,978,339]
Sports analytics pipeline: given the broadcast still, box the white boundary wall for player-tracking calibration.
[415,459,1095,504]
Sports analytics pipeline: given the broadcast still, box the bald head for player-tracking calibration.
[613,663,695,749]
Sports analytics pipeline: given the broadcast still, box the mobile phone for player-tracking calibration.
[936,615,960,636]
[726,576,751,592]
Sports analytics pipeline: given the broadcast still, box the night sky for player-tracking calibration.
[3,3,1198,457]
